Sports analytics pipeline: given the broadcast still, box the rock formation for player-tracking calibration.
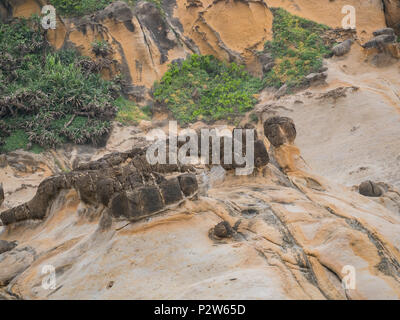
[263,117,297,148]
[1,0,400,301]
[0,146,199,225]
[332,39,354,56]
[1,116,400,299]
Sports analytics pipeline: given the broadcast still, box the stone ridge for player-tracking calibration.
[0,146,198,225]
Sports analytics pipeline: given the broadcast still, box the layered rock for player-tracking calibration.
[383,0,400,34]
[0,146,198,225]
[1,117,400,299]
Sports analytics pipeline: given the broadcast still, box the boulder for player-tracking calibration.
[263,116,297,147]
[373,28,395,37]
[359,181,384,197]
[332,39,353,56]
[213,221,234,238]
[363,34,396,49]
[304,72,328,84]
[178,174,198,197]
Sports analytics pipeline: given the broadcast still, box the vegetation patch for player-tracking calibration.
[49,0,113,16]
[153,54,264,125]
[49,0,155,17]
[264,8,332,89]
[0,17,121,153]
[115,97,151,125]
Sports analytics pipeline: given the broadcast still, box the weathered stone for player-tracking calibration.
[213,221,233,238]
[96,178,116,206]
[332,39,353,56]
[110,192,130,219]
[178,174,198,197]
[138,186,164,216]
[254,140,270,168]
[305,72,328,83]
[359,180,384,197]
[0,145,198,226]
[363,34,396,49]
[0,240,17,255]
[264,116,297,147]
[373,28,395,37]
[0,247,35,286]
[159,178,183,205]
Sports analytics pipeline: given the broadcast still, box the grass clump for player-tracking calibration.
[0,17,121,152]
[115,97,151,125]
[153,54,264,125]
[49,0,142,17]
[49,0,113,16]
[264,8,332,89]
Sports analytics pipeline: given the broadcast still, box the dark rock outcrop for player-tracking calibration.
[0,240,17,254]
[373,28,395,37]
[359,180,384,197]
[263,116,297,147]
[213,221,234,238]
[363,34,396,49]
[332,39,354,56]
[0,146,198,226]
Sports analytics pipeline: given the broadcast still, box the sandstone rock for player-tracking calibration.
[0,246,35,286]
[382,0,400,34]
[263,116,297,147]
[0,240,17,254]
[332,39,354,56]
[373,28,395,37]
[96,1,134,23]
[0,146,198,225]
[359,180,384,197]
[363,34,396,49]
[304,72,328,84]
[213,221,234,238]
[159,177,184,206]
[178,174,198,197]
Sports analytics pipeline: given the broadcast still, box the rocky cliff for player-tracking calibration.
[2,0,396,100]
[1,0,400,300]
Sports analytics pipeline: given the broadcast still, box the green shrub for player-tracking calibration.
[1,130,29,153]
[264,8,332,89]
[49,0,138,17]
[49,0,113,16]
[153,54,264,125]
[115,97,150,125]
[0,17,120,153]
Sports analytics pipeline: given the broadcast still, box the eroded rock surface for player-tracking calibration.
[0,118,399,300]
[0,146,198,226]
